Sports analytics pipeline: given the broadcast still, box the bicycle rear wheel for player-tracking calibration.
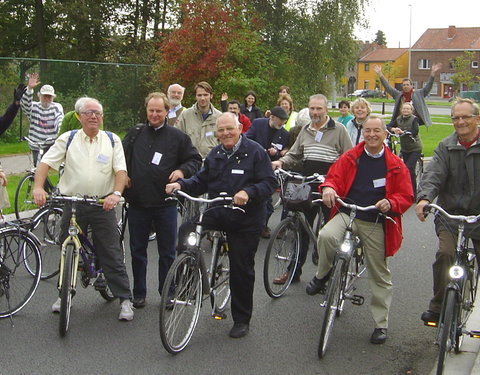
[14,174,37,219]
[59,244,76,337]
[263,218,300,298]
[318,258,345,358]
[159,252,202,354]
[436,289,458,374]
[210,236,230,314]
[0,228,42,318]
[28,206,63,279]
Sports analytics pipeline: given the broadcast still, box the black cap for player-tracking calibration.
[270,106,289,120]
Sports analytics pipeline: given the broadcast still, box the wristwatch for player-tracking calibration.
[113,191,122,197]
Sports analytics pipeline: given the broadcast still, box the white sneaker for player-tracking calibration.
[51,297,61,313]
[119,300,134,321]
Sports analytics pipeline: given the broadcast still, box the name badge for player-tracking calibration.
[96,154,109,164]
[231,169,244,175]
[206,131,214,137]
[373,178,386,188]
[152,152,163,165]
[315,131,323,142]
[275,143,283,150]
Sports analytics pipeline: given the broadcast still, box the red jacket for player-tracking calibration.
[239,113,252,133]
[320,142,413,257]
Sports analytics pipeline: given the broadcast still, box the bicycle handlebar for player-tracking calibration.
[23,136,55,148]
[274,168,325,183]
[424,203,480,224]
[335,197,396,224]
[46,194,125,206]
[169,190,245,213]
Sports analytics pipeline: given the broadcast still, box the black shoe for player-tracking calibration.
[292,273,301,283]
[229,323,249,338]
[306,275,328,295]
[421,310,440,324]
[132,297,146,308]
[261,226,271,239]
[370,328,387,344]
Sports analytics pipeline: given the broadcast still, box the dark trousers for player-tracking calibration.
[60,204,131,299]
[401,151,421,197]
[128,204,177,299]
[430,231,480,313]
[178,212,261,324]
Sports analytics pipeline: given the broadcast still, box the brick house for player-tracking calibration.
[410,26,480,98]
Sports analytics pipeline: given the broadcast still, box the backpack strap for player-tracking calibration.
[66,129,114,151]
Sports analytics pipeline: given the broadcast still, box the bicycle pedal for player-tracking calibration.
[469,330,480,338]
[212,312,227,320]
[350,294,364,305]
[423,320,438,328]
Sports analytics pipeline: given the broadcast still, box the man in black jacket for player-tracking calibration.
[123,92,202,308]
[0,84,26,136]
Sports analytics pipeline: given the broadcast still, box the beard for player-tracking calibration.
[169,98,181,107]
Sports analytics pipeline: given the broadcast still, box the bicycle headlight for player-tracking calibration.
[68,226,78,236]
[449,265,464,279]
[340,240,351,253]
[187,232,197,247]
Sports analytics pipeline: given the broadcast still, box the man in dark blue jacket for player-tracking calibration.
[246,106,289,237]
[123,92,202,308]
[166,112,276,338]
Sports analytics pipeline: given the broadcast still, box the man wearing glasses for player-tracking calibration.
[416,98,480,324]
[33,97,134,322]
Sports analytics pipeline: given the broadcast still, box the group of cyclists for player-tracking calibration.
[3,66,480,356]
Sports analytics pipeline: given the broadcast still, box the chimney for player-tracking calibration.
[448,25,456,39]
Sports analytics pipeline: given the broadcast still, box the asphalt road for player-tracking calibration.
[1,205,443,375]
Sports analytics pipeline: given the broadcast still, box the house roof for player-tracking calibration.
[413,26,480,50]
[359,48,408,62]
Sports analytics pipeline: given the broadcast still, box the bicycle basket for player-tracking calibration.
[283,181,312,212]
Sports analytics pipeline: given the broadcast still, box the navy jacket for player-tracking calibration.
[179,135,277,231]
[245,118,289,161]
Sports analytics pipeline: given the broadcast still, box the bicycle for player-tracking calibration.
[263,168,324,298]
[422,203,480,375]
[46,193,124,337]
[159,190,242,354]
[0,214,42,320]
[14,136,57,219]
[318,198,393,358]
[387,130,424,191]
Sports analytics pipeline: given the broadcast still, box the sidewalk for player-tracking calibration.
[0,153,32,175]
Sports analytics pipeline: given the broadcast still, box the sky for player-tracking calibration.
[357,0,480,48]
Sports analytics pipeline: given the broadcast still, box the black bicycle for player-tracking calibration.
[159,190,242,354]
[422,203,480,375]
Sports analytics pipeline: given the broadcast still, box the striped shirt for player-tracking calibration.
[20,88,64,150]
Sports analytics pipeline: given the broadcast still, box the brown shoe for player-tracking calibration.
[261,226,271,239]
[273,272,289,285]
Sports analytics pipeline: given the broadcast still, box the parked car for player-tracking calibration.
[360,89,385,98]
[348,89,367,98]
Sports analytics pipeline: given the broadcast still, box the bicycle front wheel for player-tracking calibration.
[0,228,42,318]
[29,206,63,279]
[159,252,203,354]
[59,244,76,337]
[415,157,424,191]
[436,289,458,374]
[210,237,230,314]
[263,218,300,298]
[14,174,37,219]
[318,258,345,358]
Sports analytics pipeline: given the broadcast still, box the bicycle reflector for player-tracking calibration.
[449,265,464,279]
[68,225,78,236]
[187,232,197,246]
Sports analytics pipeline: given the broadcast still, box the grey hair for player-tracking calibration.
[365,115,387,130]
[217,111,240,127]
[75,97,103,114]
[309,94,328,107]
[167,83,185,93]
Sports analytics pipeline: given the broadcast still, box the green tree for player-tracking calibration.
[450,51,480,91]
[374,30,387,46]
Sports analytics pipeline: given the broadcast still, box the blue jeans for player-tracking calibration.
[128,204,177,299]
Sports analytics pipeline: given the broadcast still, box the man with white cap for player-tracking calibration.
[20,72,64,164]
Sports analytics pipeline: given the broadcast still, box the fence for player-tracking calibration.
[0,57,153,141]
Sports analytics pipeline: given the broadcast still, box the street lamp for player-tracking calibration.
[408,4,412,78]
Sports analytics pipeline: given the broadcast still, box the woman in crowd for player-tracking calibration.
[346,97,371,145]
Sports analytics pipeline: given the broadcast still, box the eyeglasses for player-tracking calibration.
[451,115,477,122]
[80,110,103,118]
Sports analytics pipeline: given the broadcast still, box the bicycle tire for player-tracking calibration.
[0,228,42,318]
[59,243,76,337]
[210,236,231,313]
[415,158,424,192]
[318,258,345,358]
[28,206,63,279]
[436,289,457,374]
[312,210,324,266]
[263,218,300,298]
[159,252,202,354]
[14,173,37,219]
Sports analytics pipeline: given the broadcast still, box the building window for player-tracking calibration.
[472,61,479,69]
[364,80,369,89]
[418,59,431,70]
[449,60,455,70]
[364,63,369,72]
